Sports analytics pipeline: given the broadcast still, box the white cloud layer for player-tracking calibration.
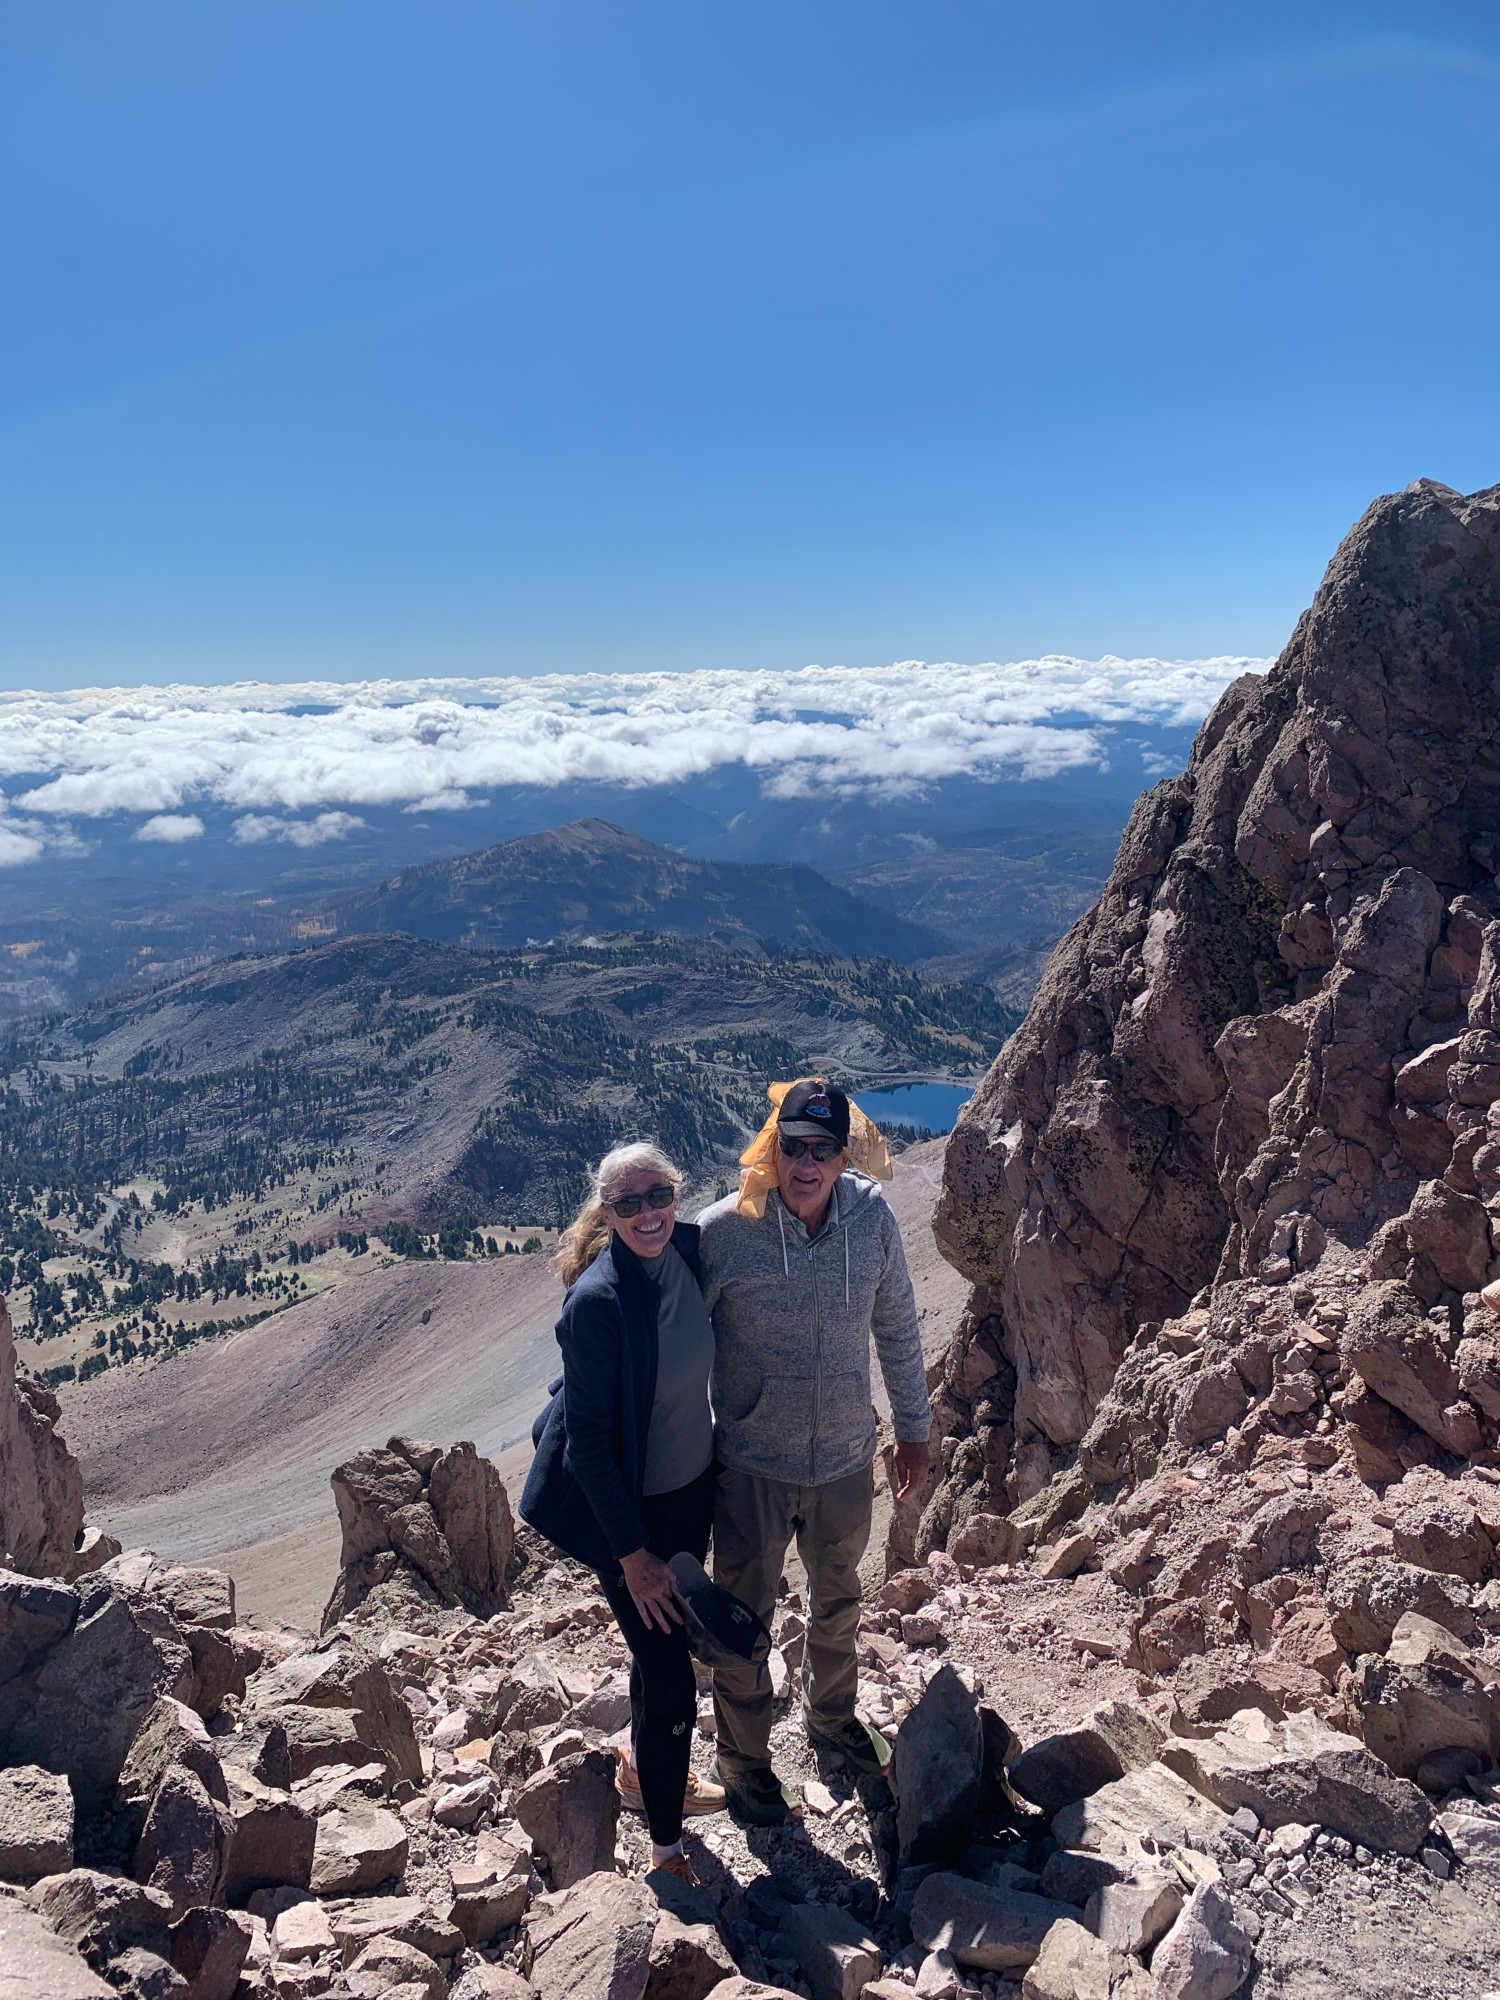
[135,813,205,843]
[232,810,367,847]
[0,656,1268,860]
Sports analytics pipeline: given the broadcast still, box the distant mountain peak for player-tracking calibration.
[341,818,945,964]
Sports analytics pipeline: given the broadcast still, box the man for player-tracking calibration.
[696,1077,932,1824]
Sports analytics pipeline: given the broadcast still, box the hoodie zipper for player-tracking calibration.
[808,1237,821,1483]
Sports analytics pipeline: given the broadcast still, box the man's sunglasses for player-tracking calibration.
[777,1135,845,1163]
[611,1184,676,1218]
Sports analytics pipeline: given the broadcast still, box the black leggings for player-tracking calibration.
[596,1462,715,1846]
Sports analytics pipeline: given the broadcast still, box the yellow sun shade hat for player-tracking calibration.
[735,1079,892,1219]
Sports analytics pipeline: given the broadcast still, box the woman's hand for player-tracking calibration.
[620,1548,683,1633]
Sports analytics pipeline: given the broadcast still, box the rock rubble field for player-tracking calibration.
[7,478,1500,1999]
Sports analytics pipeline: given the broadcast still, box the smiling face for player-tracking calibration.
[775,1137,847,1229]
[607,1167,677,1260]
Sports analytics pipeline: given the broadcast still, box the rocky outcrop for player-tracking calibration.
[921,480,1500,1904]
[936,480,1500,1516]
[0,1293,88,1578]
[322,1435,516,1630]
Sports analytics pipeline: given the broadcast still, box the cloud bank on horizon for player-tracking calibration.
[0,655,1268,866]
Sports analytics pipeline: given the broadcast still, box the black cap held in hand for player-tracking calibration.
[667,1553,771,1669]
[777,1078,851,1145]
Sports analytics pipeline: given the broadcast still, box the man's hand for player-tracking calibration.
[893,1438,932,1502]
[620,1548,683,1633]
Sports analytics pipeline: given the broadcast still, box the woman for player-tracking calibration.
[520,1142,723,1884]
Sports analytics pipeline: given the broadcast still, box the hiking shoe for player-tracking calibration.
[807,1715,891,1776]
[617,1753,727,1817]
[717,1762,801,1826]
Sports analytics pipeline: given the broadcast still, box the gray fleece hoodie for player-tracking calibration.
[696,1170,931,1487]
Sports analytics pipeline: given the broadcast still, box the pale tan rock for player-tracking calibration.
[346,1937,446,2000]
[1149,1884,1253,2000]
[1008,1702,1164,1819]
[1019,1918,1111,2000]
[0,1763,73,1882]
[1083,1870,1182,1955]
[909,1872,1076,1970]
[308,1801,408,1895]
[1350,1610,1500,1781]
[1050,1761,1228,1860]
[1037,1532,1095,1580]
[1159,1705,1430,1852]
[324,1895,463,1965]
[1392,1498,1492,1581]
[272,1900,335,1963]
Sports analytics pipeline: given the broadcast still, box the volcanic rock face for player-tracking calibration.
[934,479,1500,1520]
[922,479,1500,1837]
[1,1293,87,1578]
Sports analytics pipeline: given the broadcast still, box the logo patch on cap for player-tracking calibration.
[805,1094,832,1119]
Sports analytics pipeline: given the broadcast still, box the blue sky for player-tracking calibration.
[1,3,1497,691]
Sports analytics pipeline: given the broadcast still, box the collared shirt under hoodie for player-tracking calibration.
[641,1242,715,1496]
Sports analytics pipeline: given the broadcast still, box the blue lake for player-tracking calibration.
[854,1081,973,1134]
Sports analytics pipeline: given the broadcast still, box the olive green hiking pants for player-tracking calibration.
[711,1460,873,1777]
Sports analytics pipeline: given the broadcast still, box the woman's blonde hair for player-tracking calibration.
[553,1141,683,1287]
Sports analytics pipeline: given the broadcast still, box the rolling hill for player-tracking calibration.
[329,818,946,962]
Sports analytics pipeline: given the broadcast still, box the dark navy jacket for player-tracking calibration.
[519,1222,703,1574]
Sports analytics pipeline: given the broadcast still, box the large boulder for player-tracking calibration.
[524,1870,656,2000]
[0,1901,114,1998]
[308,1801,409,1895]
[644,1909,736,2000]
[166,1907,252,2000]
[515,1751,619,1888]
[0,1764,74,1882]
[909,1873,1076,1970]
[1349,1611,1500,1780]
[0,1572,78,1684]
[1050,1762,1227,1861]
[782,1902,883,2000]
[32,1869,175,1969]
[1007,1703,1164,1818]
[219,1770,316,1903]
[323,1436,515,1628]
[1159,1706,1431,1853]
[889,1663,984,1863]
[247,1633,422,1787]
[0,1576,194,1813]
[1149,1885,1254,2000]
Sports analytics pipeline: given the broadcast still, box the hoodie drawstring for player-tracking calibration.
[776,1204,789,1278]
[844,1227,849,1307]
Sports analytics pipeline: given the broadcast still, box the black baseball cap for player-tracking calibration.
[668,1553,771,1670]
[777,1078,851,1146]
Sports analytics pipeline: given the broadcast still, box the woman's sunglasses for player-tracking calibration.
[777,1135,845,1162]
[611,1184,676,1218]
